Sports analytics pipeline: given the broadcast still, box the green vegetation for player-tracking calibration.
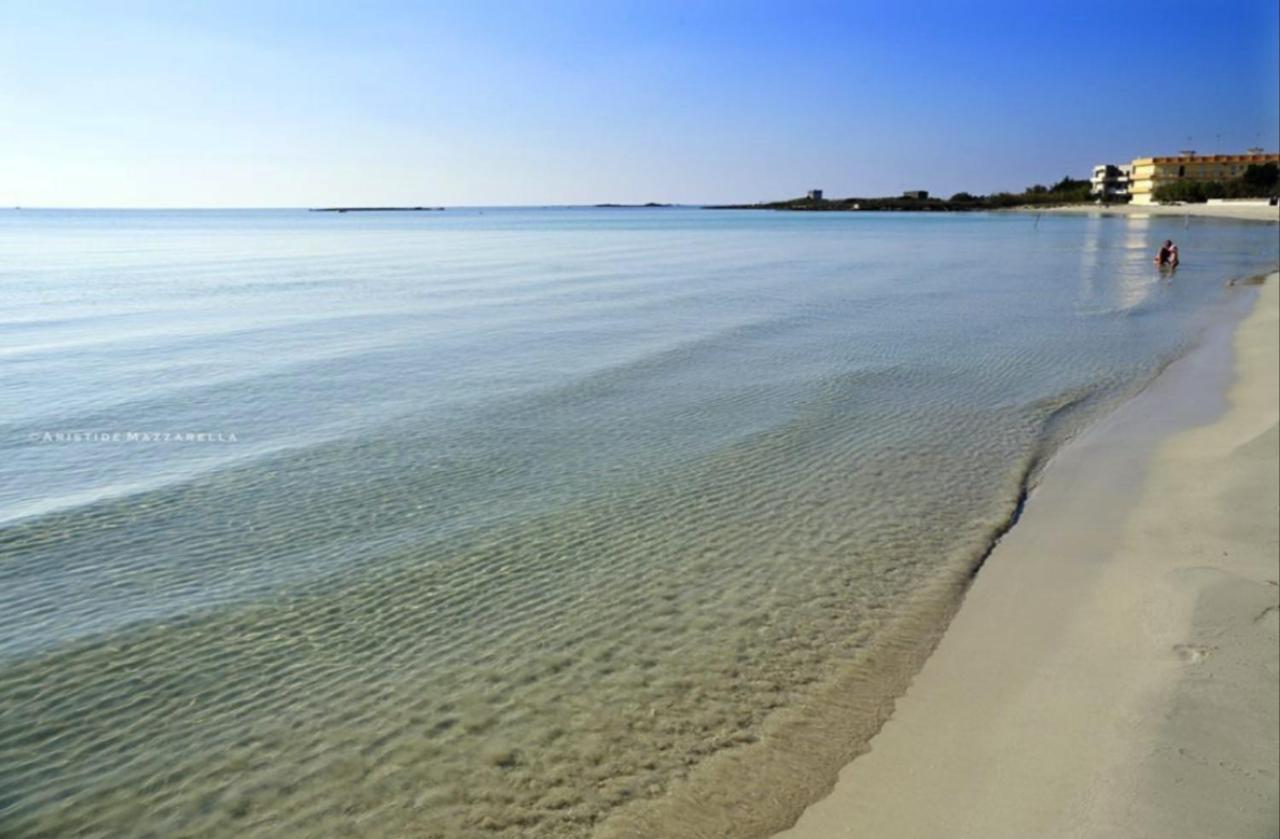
[712,176,1100,212]
[978,176,1094,208]
[1152,163,1279,203]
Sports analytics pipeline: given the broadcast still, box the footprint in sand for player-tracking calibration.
[1172,643,1216,663]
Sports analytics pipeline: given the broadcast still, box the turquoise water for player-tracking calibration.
[1,208,1275,837]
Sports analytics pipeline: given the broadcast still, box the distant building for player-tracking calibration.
[807,189,824,201]
[1128,151,1280,204]
[1090,164,1131,200]
[902,190,928,200]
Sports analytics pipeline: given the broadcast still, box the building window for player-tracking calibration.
[1178,165,1185,177]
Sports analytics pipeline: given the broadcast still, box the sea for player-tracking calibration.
[1,207,1276,838]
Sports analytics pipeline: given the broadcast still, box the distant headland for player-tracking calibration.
[709,157,1279,212]
[593,202,673,208]
[309,206,445,213]
[707,180,1097,212]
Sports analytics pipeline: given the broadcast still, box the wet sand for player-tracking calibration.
[777,273,1279,838]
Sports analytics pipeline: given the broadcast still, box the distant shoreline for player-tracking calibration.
[705,198,979,212]
[593,202,673,208]
[709,198,1280,220]
[309,206,445,213]
[1021,202,1280,223]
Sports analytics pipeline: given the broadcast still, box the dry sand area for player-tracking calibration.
[778,274,1279,838]
[1033,202,1280,223]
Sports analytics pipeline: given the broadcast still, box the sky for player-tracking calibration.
[2,0,1278,207]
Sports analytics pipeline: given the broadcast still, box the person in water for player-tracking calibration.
[1155,239,1180,268]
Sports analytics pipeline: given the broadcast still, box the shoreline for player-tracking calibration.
[1024,202,1280,222]
[776,273,1279,837]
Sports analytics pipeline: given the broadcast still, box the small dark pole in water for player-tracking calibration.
[1034,213,1041,229]
[1184,214,1190,229]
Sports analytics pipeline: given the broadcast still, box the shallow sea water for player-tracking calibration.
[1,208,1275,837]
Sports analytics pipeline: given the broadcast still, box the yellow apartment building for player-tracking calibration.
[1128,151,1280,204]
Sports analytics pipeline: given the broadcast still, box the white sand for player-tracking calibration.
[777,274,1279,838]
[1029,203,1280,222]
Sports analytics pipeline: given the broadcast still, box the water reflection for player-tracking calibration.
[1111,214,1159,311]
[1077,213,1103,303]
[1076,212,1159,313]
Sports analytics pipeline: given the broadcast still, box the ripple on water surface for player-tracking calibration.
[1,208,1276,837]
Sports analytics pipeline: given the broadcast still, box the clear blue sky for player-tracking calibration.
[2,0,1277,207]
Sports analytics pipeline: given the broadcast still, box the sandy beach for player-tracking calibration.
[1029,202,1280,223]
[778,272,1279,838]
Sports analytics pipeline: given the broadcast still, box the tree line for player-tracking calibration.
[1151,163,1278,203]
[713,165,1278,212]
